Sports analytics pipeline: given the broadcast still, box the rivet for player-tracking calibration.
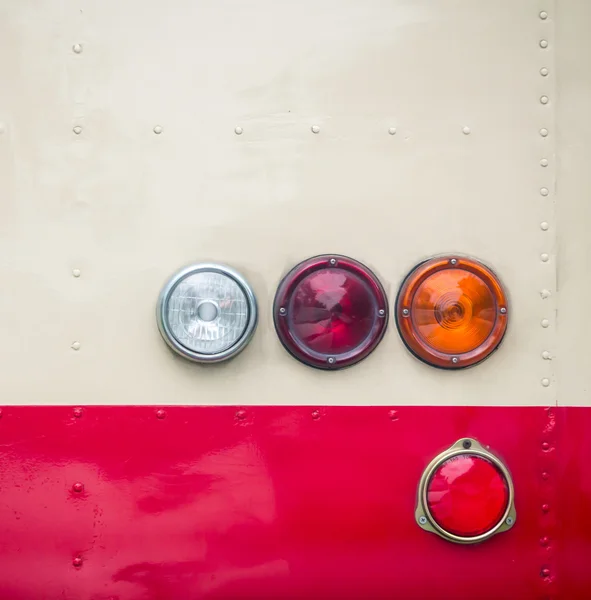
[72,43,83,54]
[462,126,471,135]
[73,126,82,135]
[327,357,336,365]
[542,441,550,451]
[540,222,549,231]
[73,407,83,418]
[72,269,81,277]
[540,158,549,167]
[542,350,551,360]
[539,11,548,20]
[311,125,320,134]
[71,341,81,351]
[540,128,549,137]
[540,67,549,77]
[402,308,410,317]
[388,409,398,421]
[541,378,550,387]
[542,503,550,512]
[279,307,287,316]
[72,557,83,568]
[541,319,550,328]
[450,258,457,265]
[388,127,397,135]
[155,409,166,419]
[235,409,247,420]
[329,258,337,266]
[541,253,549,262]
[234,126,243,135]
[418,516,428,525]
[72,482,84,493]
[153,125,163,135]
[540,536,550,547]
[378,308,385,317]
[539,39,548,49]
[451,357,459,364]
[540,187,549,196]
[541,568,551,579]
[540,289,551,299]
[540,96,549,105]
[500,307,507,314]
[542,471,549,480]
[311,410,321,420]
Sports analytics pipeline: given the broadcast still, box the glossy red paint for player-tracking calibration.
[427,454,509,538]
[0,405,589,599]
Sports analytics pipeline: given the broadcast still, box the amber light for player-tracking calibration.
[416,439,516,544]
[396,256,508,368]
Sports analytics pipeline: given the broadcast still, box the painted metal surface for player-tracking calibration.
[0,405,588,599]
[0,0,570,407]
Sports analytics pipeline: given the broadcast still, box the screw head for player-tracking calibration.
[402,308,410,317]
[311,125,320,134]
[329,258,337,266]
[418,516,428,525]
[450,258,457,265]
[153,125,163,134]
[378,308,385,317]
[500,307,507,314]
[327,357,336,365]
[234,126,243,135]
[279,307,287,316]
[505,516,514,526]
[451,357,459,364]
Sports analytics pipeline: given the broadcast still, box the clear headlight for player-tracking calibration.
[157,264,257,363]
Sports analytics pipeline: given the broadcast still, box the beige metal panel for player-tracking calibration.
[556,0,591,406]
[0,0,557,405]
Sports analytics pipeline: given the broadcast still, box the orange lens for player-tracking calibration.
[396,257,508,368]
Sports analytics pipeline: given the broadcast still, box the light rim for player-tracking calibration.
[156,263,258,363]
[395,255,509,369]
[273,254,389,370]
[415,438,516,544]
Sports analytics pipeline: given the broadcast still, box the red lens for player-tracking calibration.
[274,255,388,369]
[427,454,509,538]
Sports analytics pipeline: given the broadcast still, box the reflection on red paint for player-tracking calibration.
[427,454,509,538]
[0,406,588,598]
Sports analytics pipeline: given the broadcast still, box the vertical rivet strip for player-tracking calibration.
[537,5,557,596]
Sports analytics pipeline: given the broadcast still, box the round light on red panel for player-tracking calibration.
[273,255,388,369]
[416,439,515,544]
[396,256,508,368]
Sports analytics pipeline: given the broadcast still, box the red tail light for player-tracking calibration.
[273,255,388,369]
[416,439,515,544]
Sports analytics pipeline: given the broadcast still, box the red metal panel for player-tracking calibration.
[0,406,588,599]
